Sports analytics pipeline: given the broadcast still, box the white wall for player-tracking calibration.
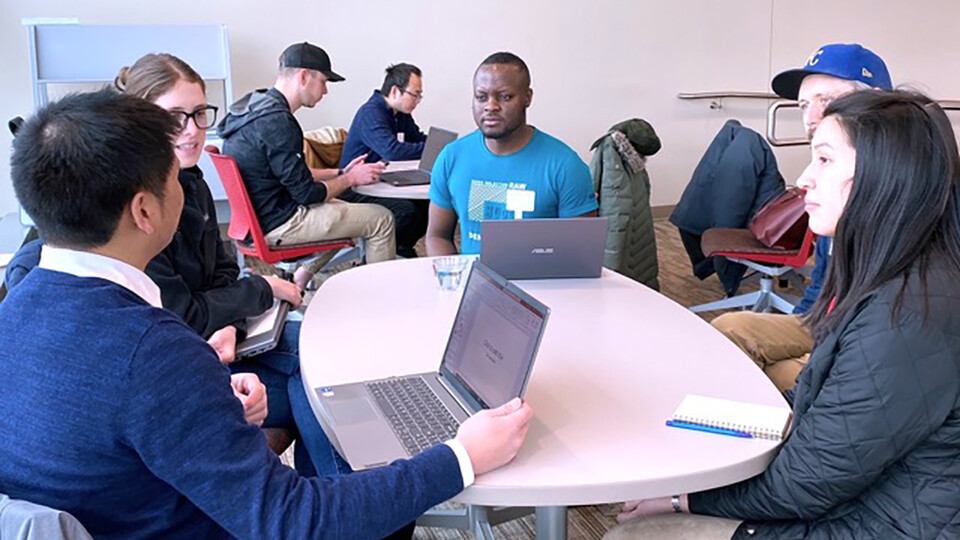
[2,0,959,218]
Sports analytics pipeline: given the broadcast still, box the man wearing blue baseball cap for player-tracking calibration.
[774,43,893,137]
[709,43,893,395]
[606,43,897,540]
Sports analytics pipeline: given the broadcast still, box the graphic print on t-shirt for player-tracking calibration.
[466,180,536,242]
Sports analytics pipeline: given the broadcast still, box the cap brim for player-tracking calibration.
[324,70,345,83]
[771,69,815,100]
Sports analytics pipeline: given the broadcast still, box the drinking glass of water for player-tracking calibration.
[432,257,469,291]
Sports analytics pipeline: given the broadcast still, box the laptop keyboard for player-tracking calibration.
[366,377,460,456]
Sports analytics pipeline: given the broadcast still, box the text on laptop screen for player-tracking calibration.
[440,266,545,408]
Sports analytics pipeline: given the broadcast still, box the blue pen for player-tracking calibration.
[666,420,753,439]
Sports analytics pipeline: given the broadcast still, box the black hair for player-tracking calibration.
[478,52,531,86]
[380,63,422,96]
[806,90,960,340]
[11,89,181,248]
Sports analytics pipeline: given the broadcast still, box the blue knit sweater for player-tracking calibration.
[340,90,427,167]
[0,269,462,539]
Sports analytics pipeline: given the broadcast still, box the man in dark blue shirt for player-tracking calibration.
[339,63,430,258]
[340,63,427,166]
[0,89,533,540]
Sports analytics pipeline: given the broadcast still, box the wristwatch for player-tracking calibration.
[671,494,683,513]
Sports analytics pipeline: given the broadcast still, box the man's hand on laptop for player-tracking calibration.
[262,275,302,308]
[343,154,385,186]
[455,397,534,475]
[231,373,268,427]
[208,325,238,363]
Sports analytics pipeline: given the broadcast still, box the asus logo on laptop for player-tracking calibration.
[530,247,555,255]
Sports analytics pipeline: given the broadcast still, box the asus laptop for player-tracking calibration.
[480,217,609,280]
[380,127,458,186]
[313,261,550,470]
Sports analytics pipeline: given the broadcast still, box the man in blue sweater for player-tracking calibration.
[340,63,427,166]
[0,89,533,539]
[339,63,430,258]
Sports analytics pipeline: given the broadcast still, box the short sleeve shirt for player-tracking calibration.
[429,129,598,254]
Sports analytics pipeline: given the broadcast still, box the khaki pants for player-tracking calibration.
[266,200,395,274]
[604,514,742,540]
[711,312,813,392]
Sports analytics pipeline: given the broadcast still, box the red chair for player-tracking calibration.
[205,145,362,272]
[689,226,816,314]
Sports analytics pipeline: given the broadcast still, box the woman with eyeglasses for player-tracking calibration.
[115,53,344,478]
[606,90,960,539]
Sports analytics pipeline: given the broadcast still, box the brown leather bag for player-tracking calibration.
[749,186,808,249]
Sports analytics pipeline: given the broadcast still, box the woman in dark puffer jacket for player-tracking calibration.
[608,90,960,539]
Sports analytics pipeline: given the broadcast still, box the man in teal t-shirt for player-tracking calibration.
[426,52,598,255]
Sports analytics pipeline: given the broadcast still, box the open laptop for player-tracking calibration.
[313,261,550,470]
[380,127,458,186]
[236,300,290,358]
[480,217,609,280]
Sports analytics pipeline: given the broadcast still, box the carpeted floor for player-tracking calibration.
[275,219,795,539]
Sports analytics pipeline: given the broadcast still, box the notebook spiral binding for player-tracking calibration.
[672,414,783,441]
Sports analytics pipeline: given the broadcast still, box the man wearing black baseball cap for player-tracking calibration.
[219,42,394,289]
[280,41,346,82]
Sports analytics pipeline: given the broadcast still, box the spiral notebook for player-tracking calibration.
[668,395,792,440]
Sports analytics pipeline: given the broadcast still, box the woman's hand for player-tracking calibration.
[616,494,688,523]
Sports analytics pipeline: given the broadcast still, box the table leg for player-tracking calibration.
[469,505,496,540]
[535,506,567,539]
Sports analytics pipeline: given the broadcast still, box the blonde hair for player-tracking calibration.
[114,53,205,102]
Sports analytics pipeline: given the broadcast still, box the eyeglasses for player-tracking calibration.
[403,90,424,102]
[171,105,219,131]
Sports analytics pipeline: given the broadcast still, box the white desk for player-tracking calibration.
[352,181,430,199]
[300,258,787,538]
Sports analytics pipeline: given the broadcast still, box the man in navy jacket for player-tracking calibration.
[0,89,532,540]
[340,63,427,166]
[340,63,430,258]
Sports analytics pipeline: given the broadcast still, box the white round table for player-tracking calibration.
[300,258,788,538]
[352,181,429,199]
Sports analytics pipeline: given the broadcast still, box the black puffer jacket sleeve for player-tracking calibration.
[689,297,959,522]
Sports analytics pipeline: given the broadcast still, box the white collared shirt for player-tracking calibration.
[444,439,475,488]
[38,245,163,308]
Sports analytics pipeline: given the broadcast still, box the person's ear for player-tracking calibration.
[128,191,159,236]
[299,68,310,87]
[525,87,534,108]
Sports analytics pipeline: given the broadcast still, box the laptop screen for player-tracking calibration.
[418,127,457,172]
[439,262,549,409]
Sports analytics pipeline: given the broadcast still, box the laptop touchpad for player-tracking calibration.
[328,394,379,426]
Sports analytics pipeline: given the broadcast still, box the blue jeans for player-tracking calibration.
[228,321,349,476]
